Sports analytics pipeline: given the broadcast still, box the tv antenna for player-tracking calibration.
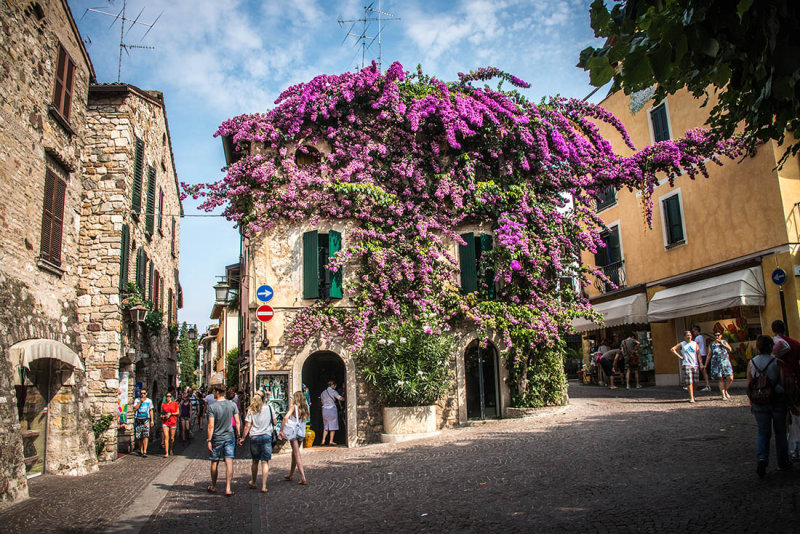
[82,0,162,82]
[338,1,399,71]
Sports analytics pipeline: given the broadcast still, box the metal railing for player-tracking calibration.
[594,260,626,293]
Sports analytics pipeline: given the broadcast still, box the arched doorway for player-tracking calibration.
[464,341,500,420]
[301,351,345,445]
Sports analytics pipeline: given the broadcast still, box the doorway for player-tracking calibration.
[15,359,58,477]
[464,341,500,420]
[301,351,345,445]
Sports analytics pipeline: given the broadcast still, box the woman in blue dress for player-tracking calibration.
[709,329,734,400]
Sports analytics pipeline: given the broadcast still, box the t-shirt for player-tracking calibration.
[621,338,639,355]
[134,398,153,419]
[205,393,216,411]
[749,354,783,395]
[694,334,707,356]
[601,349,621,363]
[680,341,699,367]
[245,405,275,437]
[321,387,343,408]
[161,401,179,427]
[208,399,239,441]
[774,334,800,379]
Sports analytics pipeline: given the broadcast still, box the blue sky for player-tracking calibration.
[68,0,606,333]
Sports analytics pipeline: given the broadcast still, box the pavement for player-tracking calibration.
[1,383,799,533]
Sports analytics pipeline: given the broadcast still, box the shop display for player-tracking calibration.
[257,373,289,424]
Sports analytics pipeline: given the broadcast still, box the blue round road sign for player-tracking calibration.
[256,285,274,302]
[772,268,787,286]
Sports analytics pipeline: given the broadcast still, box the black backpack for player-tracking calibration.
[747,358,777,405]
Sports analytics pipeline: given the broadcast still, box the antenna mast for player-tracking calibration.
[83,0,162,81]
[338,1,399,70]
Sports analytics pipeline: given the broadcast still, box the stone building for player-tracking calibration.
[223,140,512,447]
[0,0,98,506]
[81,83,182,459]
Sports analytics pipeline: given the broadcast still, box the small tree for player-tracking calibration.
[225,347,239,389]
[177,322,199,388]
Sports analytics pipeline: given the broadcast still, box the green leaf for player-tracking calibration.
[589,0,611,37]
[587,56,614,87]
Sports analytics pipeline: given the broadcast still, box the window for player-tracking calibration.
[662,193,685,247]
[168,288,174,324]
[153,270,160,311]
[145,166,156,237]
[132,137,144,216]
[52,44,75,122]
[650,103,670,143]
[596,185,616,211]
[595,225,623,289]
[135,248,147,293]
[119,224,130,290]
[157,187,164,233]
[40,169,67,266]
[147,260,154,301]
[302,230,342,299]
[170,217,177,257]
[459,232,495,298]
[296,146,321,167]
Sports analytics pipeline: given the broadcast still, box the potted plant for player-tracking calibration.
[358,317,455,443]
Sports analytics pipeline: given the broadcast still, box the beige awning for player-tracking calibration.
[572,293,649,333]
[10,338,84,372]
[648,266,765,322]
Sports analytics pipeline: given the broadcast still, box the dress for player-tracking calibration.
[709,342,734,379]
[321,387,343,431]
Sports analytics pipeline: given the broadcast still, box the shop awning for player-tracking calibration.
[647,266,765,322]
[572,293,649,333]
[10,338,84,371]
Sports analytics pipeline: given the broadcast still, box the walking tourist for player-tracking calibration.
[321,380,344,445]
[226,389,239,437]
[709,329,734,400]
[747,335,791,477]
[280,391,309,485]
[598,349,622,389]
[771,320,800,461]
[160,392,179,457]
[595,339,610,385]
[238,392,277,493]
[692,325,712,392]
[672,331,700,403]
[206,384,241,496]
[621,333,642,389]
[132,389,154,457]
[196,390,206,430]
[179,391,193,442]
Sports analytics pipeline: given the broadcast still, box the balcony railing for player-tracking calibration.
[594,260,626,294]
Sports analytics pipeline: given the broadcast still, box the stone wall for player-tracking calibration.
[80,86,182,460]
[0,0,98,506]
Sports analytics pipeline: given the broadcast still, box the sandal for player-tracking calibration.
[283,474,293,481]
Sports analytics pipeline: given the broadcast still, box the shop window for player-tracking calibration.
[596,185,617,211]
[661,193,685,247]
[52,44,75,122]
[132,137,144,217]
[39,169,67,267]
[650,103,671,143]
[459,232,496,298]
[303,230,342,299]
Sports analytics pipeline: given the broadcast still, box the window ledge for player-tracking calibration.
[37,257,65,277]
[665,240,686,250]
[48,105,75,137]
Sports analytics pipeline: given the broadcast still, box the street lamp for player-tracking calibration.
[128,304,147,323]
[213,280,230,302]
[188,327,196,341]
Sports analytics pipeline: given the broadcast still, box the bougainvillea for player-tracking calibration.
[187,62,745,405]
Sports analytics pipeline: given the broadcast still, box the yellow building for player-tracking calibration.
[574,88,800,385]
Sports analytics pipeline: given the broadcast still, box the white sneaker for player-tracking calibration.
[626,385,630,390]
[701,386,712,392]
[682,386,688,391]
[635,385,642,389]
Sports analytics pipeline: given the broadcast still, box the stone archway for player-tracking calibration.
[291,342,357,447]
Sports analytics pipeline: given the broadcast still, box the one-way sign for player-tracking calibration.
[256,285,274,302]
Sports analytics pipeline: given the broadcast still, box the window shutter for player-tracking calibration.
[52,45,74,120]
[119,224,130,290]
[40,171,55,262]
[480,233,495,299]
[303,230,319,299]
[459,232,478,294]
[664,196,684,244]
[50,176,66,265]
[168,288,174,323]
[40,171,66,266]
[606,227,621,264]
[170,217,176,256]
[157,188,164,232]
[132,138,144,215]
[328,230,343,299]
[135,248,146,292]
[154,270,160,311]
[145,166,156,236]
[148,260,154,302]
[651,104,670,142]
[62,56,74,121]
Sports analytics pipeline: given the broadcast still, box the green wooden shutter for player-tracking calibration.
[328,230,343,299]
[157,187,164,232]
[119,224,130,290]
[148,260,154,301]
[606,227,621,264]
[132,138,144,215]
[170,217,176,256]
[135,248,145,292]
[303,230,319,299]
[145,166,156,236]
[459,232,477,294]
[651,104,670,142]
[480,233,495,299]
[664,196,684,244]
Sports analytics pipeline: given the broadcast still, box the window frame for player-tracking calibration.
[648,101,672,144]
[659,188,687,249]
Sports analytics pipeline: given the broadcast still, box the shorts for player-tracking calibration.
[209,437,236,461]
[249,434,273,461]
[162,423,177,429]
[682,366,700,385]
[624,353,640,371]
[599,358,615,376]
[134,418,150,439]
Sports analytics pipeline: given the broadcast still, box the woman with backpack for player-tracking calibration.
[238,392,278,493]
[747,335,792,477]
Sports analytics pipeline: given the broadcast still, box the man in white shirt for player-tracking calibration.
[692,325,712,392]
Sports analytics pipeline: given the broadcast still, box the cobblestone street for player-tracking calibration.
[2,384,798,533]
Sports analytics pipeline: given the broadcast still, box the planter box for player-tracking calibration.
[380,405,440,443]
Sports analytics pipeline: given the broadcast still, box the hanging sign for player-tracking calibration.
[256,285,274,302]
[256,305,274,322]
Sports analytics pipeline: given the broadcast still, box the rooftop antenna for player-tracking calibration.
[82,0,162,82]
[338,1,399,71]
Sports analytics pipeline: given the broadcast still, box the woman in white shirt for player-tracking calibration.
[238,392,277,493]
[321,380,344,446]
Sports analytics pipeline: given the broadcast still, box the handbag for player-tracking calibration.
[282,406,305,440]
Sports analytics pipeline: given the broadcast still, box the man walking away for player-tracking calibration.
[772,320,800,461]
[692,325,712,392]
[207,384,241,496]
[621,333,642,389]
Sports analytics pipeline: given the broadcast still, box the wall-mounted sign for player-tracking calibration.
[256,305,274,322]
[772,268,787,286]
[256,285,274,302]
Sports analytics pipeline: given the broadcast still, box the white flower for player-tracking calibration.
[387,339,394,345]
[417,370,424,376]
[399,337,407,343]
[378,339,386,345]
[396,380,405,386]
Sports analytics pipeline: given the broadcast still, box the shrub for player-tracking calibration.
[92,414,116,457]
